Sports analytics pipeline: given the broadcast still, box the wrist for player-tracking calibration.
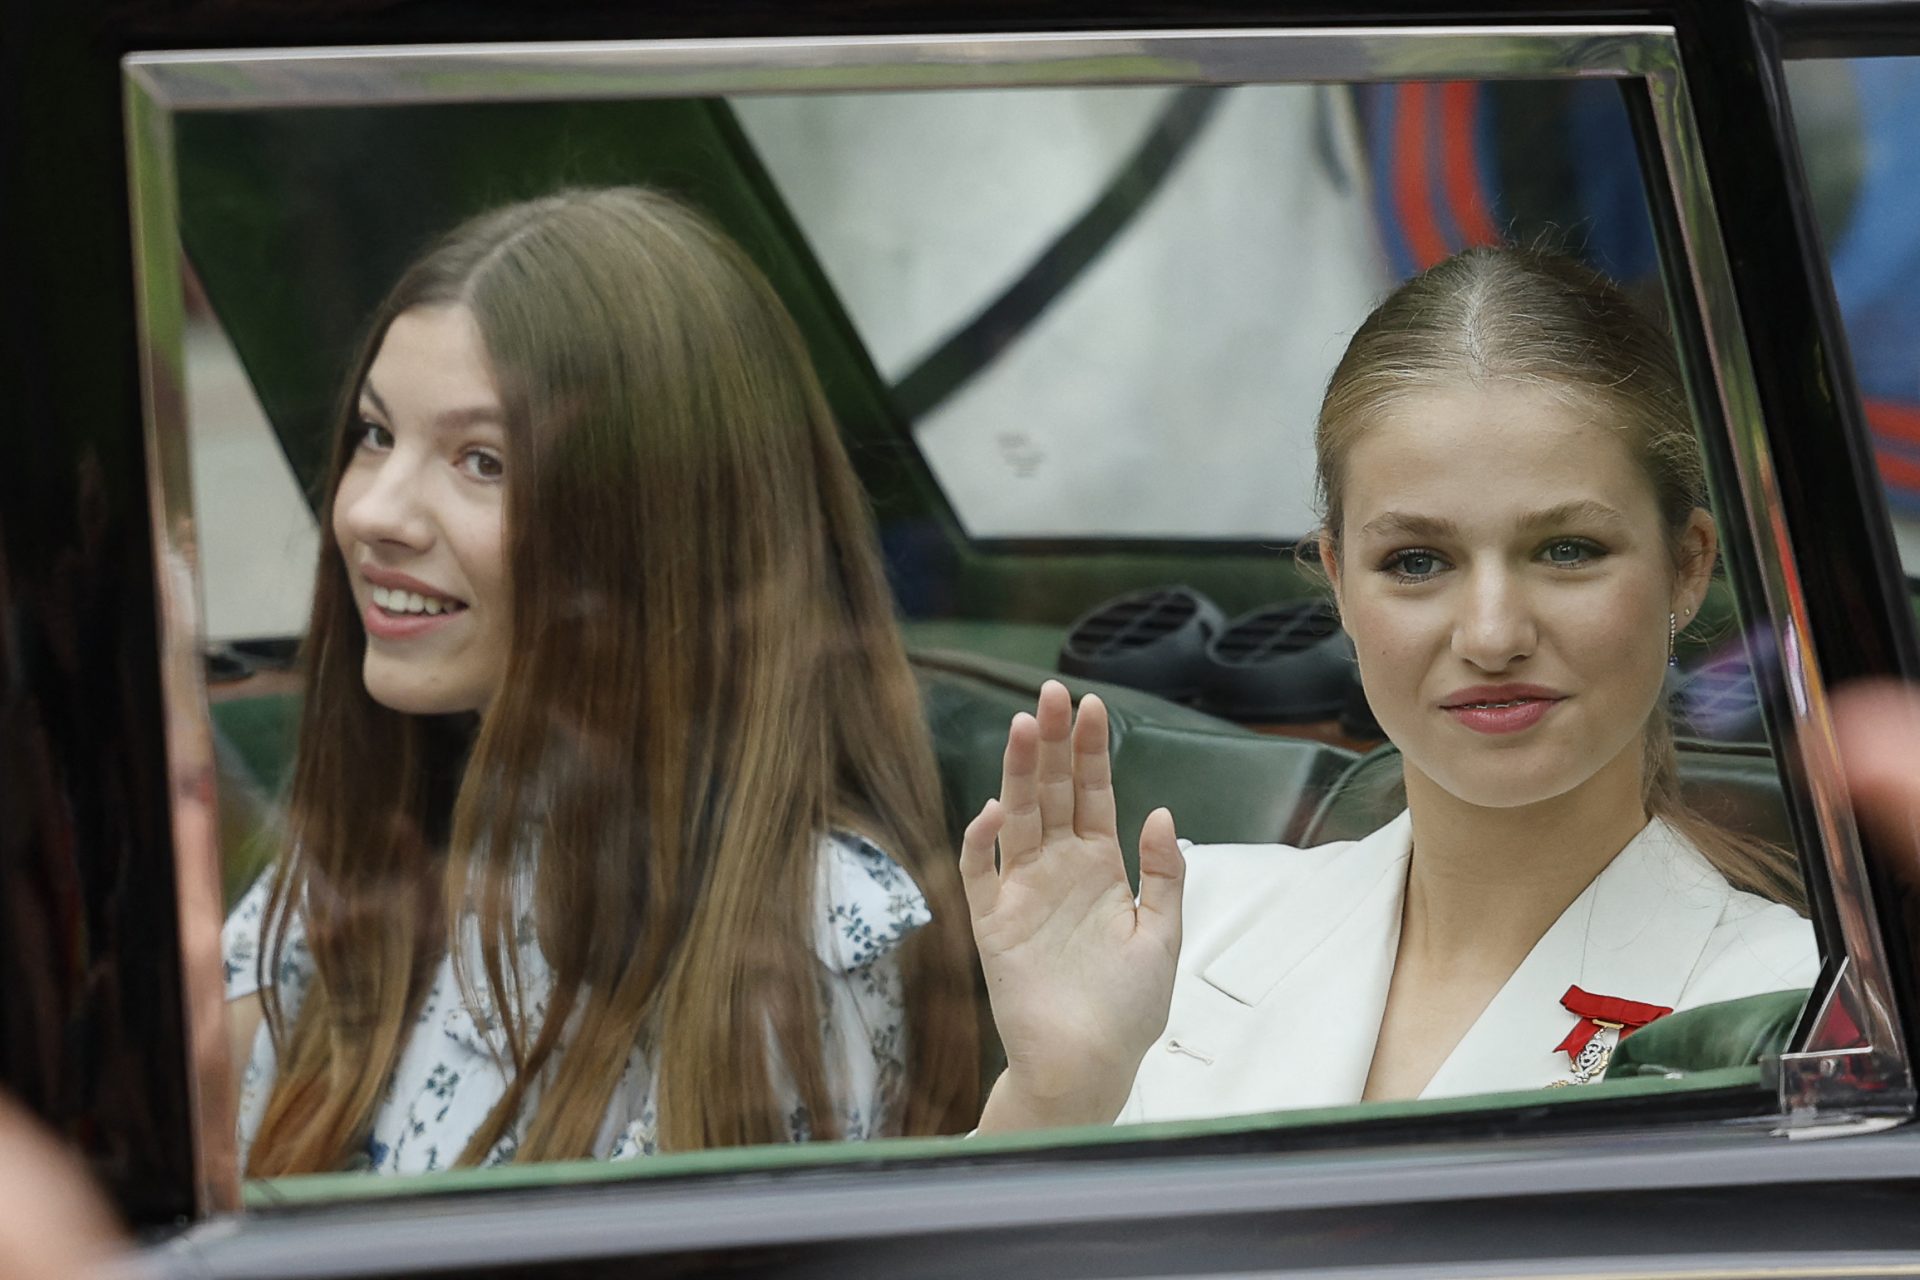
[974,1068,1130,1134]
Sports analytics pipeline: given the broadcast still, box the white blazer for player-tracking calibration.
[1120,812,1818,1124]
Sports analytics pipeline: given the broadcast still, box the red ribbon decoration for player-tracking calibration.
[1555,985,1674,1062]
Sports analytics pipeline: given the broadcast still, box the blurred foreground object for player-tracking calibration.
[0,1095,124,1279]
[1833,679,1920,867]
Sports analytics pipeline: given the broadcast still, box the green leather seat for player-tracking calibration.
[216,660,1794,899]
[212,651,1361,903]
[1608,988,1807,1077]
[213,670,1806,1093]
[913,649,1358,884]
[1301,738,1796,849]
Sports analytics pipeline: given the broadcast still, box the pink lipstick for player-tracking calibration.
[1440,683,1567,735]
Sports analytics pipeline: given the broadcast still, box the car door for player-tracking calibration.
[9,2,1920,1277]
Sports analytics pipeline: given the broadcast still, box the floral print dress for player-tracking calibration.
[221,832,929,1174]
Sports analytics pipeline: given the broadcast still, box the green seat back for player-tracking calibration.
[913,650,1357,884]
[210,677,1801,911]
[210,657,1360,903]
[1609,988,1808,1077]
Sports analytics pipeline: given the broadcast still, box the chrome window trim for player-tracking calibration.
[121,23,1908,1218]
[1641,51,1912,1119]
[124,27,1670,105]
[125,78,242,1216]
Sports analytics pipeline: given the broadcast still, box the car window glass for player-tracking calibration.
[738,86,1375,539]
[147,62,1820,1204]
[737,82,1665,541]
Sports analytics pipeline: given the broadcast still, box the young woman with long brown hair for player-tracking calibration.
[220,187,978,1174]
[961,246,1816,1131]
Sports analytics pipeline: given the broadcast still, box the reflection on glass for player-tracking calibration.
[742,85,1382,539]
[162,79,1816,1186]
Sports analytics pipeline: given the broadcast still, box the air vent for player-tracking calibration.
[1208,602,1339,665]
[1197,601,1356,723]
[1058,586,1224,699]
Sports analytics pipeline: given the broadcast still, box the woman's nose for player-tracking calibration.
[1451,570,1538,671]
[338,451,433,551]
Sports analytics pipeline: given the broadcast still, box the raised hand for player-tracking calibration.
[962,680,1185,1132]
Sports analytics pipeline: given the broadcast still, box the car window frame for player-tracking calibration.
[120,19,1912,1227]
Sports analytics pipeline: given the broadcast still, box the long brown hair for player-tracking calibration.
[249,187,979,1175]
[1315,246,1804,910]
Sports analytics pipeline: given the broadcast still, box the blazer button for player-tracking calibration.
[1165,1038,1214,1065]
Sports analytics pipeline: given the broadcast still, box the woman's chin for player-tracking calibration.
[361,663,481,717]
[1411,755,1591,813]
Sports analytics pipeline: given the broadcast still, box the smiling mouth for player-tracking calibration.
[370,584,468,616]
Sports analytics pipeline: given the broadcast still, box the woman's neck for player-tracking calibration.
[1398,742,1651,970]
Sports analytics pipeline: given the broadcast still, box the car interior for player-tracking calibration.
[177,82,1818,1196]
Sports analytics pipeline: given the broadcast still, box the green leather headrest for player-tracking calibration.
[913,649,1356,884]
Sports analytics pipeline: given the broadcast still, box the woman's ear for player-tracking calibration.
[1318,529,1345,615]
[1675,508,1718,621]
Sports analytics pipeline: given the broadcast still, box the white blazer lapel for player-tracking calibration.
[1183,815,1413,1111]
[1420,818,1729,1099]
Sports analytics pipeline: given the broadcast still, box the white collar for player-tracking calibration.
[1194,812,1733,1098]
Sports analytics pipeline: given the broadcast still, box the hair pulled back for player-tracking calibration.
[1315,246,1802,910]
[248,187,979,1173]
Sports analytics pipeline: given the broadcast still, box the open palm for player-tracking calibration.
[961,680,1185,1129]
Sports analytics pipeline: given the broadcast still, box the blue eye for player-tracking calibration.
[1542,538,1603,566]
[1383,549,1446,582]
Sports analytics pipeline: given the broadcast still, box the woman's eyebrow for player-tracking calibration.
[1521,499,1628,529]
[431,406,505,431]
[1358,501,1627,542]
[1359,511,1459,541]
